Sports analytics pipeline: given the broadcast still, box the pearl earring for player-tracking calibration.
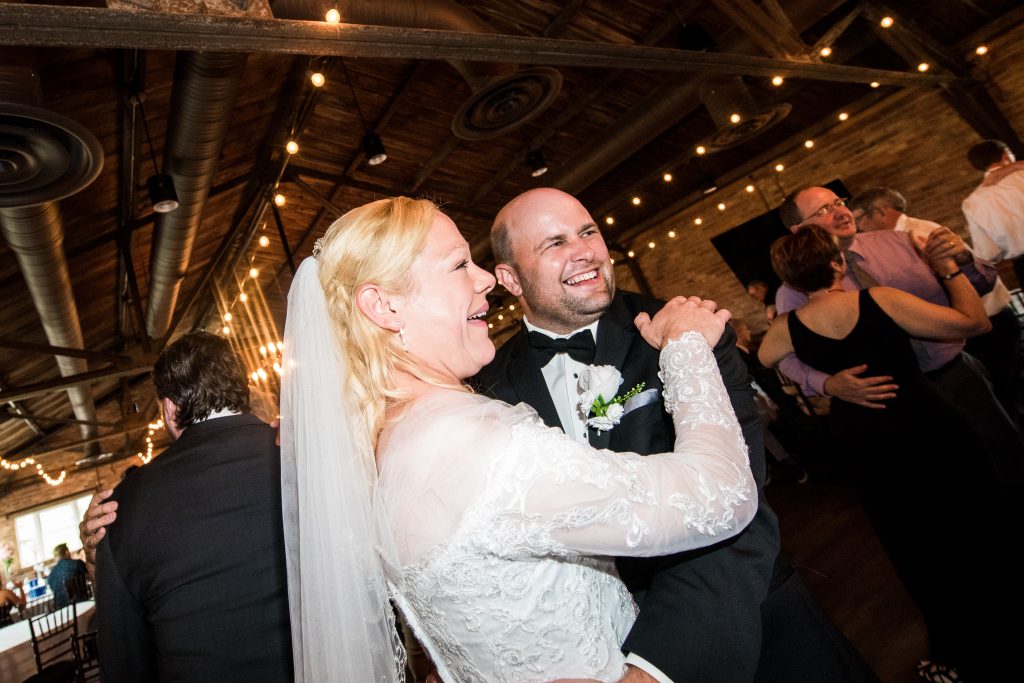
[398,327,409,352]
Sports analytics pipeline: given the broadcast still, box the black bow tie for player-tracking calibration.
[529,330,596,366]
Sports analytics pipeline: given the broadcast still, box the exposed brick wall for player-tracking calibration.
[619,21,1024,335]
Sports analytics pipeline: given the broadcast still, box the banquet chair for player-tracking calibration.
[63,575,93,603]
[26,602,79,682]
[71,631,99,682]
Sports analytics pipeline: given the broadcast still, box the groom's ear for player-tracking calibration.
[495,264,523,297]
[355,284,402,332]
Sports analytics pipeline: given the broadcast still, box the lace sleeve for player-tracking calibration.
[472,332,754,560]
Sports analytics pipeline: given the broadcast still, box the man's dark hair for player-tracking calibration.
[848,187,906,215]
[153,332,249,430]
[491,220,515,267]
[967,139,1010,171]
[777,186,814,229]
[770,224,843,293]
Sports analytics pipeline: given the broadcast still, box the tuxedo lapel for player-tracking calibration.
[505,328,564,431]
[589,295,640,449]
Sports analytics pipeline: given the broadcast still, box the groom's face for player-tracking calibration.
[496,189,615,334]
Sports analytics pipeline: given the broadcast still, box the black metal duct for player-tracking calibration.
[0,50,104,455]
[547,0,848,194]
[272,0,561,139]
[144,51,249,339]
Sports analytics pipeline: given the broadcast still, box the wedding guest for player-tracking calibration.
[93,332,292,681]
[1,582,26,625]
[760,224,1022,682]
[962,139,1024,287]
[280,197,757,681]
[46,543,87,608]
[477,188,875,682]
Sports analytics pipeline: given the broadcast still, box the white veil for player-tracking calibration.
[280,256,406,682]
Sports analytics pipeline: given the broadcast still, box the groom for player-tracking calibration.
[475,188,876,682]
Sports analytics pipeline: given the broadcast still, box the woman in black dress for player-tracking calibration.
[759,225,1021,683]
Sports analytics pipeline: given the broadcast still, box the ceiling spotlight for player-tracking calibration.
[880,16,894,28]
[147,174,179,214]
[249,267,259,278]
[631,196,641,206]
[975,45,989,56]
[745,184,755,193]
[819,46,832,58]
[870,81,880,88]
[775,163,785,172]
[605,216,615,225]
[663,173,673,182]
[696,145,707,155]
[917,62,930,72]
[717,202,726,211]
[804,139,815,148]
[274,193,286,207]
[526,149,548,177]
[259,235,270,247]
[771,75,784,87]
[325,8,340,24]
[286,140,299,155]
[729,113,741,124]
[362,132,387,166]
[310,72,325,87]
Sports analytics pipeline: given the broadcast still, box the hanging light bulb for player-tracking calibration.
[362,132,387,166]
[310,71,326,87]
[222,326,231,335]
[917,62,930,72]
[286,140,299,155]
[694,217,703,225]
[274,193,286,207]
[668,230,676,238]
[880,16,894,28]
[745,184,755,193]
[663,173,673,182]
[775,163,785,172]
[325,8,340,24]
[631,196,641,206]
[975,45,989,56]
[870,81,880,88]
[717,202,726,211]
[239,292,248,303]
[729,113,741,124]
[648,242,656,249]
[223,312,232,322]
[819,46,832,58]
[838,112,849,121]
[804,139,815,148]
[605,216,615,225]
[695,145,707,155]
[627,250,636,258]
[259,235,270,248]
[249,267,259,278]
[771,75,784,87]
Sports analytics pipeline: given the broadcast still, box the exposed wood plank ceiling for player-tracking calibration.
[0,0,1020,493]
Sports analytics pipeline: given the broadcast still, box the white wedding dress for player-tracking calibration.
[378,333,755,682]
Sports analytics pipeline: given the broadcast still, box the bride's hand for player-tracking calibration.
[635,296,732,350]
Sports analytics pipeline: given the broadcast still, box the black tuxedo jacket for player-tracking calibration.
[475,291,779,681]
[96,414,292,682]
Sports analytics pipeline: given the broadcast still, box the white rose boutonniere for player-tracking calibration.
[578,365,646,434]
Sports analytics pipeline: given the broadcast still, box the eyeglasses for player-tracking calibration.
[804,197,848,221]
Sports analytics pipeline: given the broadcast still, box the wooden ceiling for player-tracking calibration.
[1,0,1020,493]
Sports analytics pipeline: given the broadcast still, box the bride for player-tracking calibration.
[280,197,756,682]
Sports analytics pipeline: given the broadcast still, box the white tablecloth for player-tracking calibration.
[0,600,94,683]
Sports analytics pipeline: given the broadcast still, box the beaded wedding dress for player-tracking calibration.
[378,333,755,682]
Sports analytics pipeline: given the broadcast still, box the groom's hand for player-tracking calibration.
[635,295,732,350]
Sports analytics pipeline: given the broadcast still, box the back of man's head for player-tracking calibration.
[778,186,814,229]
[848,187,907,215]
[153,332,249,431]
[53,543,70,559]
[967,139,1010,171]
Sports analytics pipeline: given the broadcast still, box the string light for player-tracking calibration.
[648,242,656,249]
[509,304,515,310]
[745,184,755,193]
[880,16,894,28]
[251,371,260,382]
[771,76,784,87]
[838,112,849,121]
[694,217,703,225]
[775,163,785,172]
[257,368,268,381]
[605,216,615,225]
[310,72,326,87]
[804,139,815,148]
[662,173,673,182]
[249,267,259,278]
[497,314,504,320]
[819,46,832,58]
[260,345,268,357]
[136,418,164,465]
[285,140,299,155]
[222,326,231,335]
[975,45,988,56]
[631,196,641,206]
[729,113,741,124]
[259,235,270,248]
[627,250,636,258]
[1,456,66,486]
[223,312,233,322]
[870,81,880,88]
[717,202,726,211]
[325,8,340,24]
[488,323,494,329]
[695,145,707,155]
[668,230,676,238]
[273,193,286,207]
[239,292,248,303]
[917,62,929,72]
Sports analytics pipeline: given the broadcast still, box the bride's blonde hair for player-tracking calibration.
[315,196,466,452]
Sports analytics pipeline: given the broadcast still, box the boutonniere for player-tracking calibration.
[577,365,646,434]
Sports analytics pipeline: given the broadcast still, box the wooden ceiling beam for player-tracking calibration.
[0,339,134,364]
[707,0,806,59]
[0,4,950,87]
[0,365,153,405]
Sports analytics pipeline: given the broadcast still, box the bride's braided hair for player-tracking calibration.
[315,197,467,453]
